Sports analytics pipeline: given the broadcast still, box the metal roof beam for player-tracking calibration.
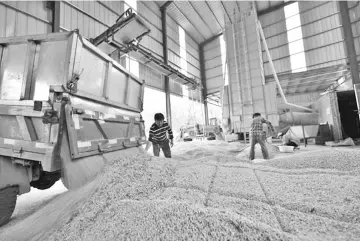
[160,1,173,10]
[200,32,223,47]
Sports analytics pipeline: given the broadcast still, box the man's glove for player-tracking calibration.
[170,139,174,148]
[277,133,282,138]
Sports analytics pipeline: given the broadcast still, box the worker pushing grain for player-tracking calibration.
[249,113,275,160]
[145,113,174,158]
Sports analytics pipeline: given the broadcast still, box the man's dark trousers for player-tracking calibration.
[152,139,171,158]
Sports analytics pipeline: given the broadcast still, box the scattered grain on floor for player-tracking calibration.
[212,167,267,202]
[208,193,281,230]
[275,205,360,241]
[174,164,216,192]
[49,200,295,241]
[256,170,360,223]
[261,148,360,174]
[148,187,206,206]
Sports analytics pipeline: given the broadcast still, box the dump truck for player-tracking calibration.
[0,19,154,228]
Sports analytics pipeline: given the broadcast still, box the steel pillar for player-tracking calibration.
[49,1,61,32]
[199,44,209,125]
[339,1,360,86]
[161,2,172,126]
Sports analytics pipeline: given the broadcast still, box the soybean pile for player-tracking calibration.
[0,141,359,241]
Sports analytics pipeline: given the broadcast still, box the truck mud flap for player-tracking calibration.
[64,105,147,159]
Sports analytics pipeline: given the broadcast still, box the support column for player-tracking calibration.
[199,44,209,125]
[51,1,61,33]
[339,1,360,85]
[161,2,173,126]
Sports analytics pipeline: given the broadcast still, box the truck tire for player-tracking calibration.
[30,171,60,190]
[0,186,18,227]
[30,179,57,190]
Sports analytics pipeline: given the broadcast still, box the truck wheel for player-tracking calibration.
[30,179,57,190]
[30,171,60,190]
[0,186,18,227]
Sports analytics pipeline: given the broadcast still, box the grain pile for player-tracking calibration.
[261,148,360,173]
[236,143,280,160]
[0,142,359,241]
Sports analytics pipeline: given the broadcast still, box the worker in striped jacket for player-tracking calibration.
[147,113,174,158]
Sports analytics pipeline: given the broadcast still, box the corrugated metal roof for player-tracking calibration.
[174,1,213,39]
[166,3,204,43]
[206,1,227,31]
[189,1,222,35]
[154,1,286,44]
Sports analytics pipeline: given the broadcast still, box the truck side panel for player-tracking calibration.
[0,32,146,174]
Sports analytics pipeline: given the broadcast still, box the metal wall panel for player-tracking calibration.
[259,1,350,75]
[204,36,224,95]
[305,42,346,67]
[187,52,200,69]
[301,15,341,38]
[100,1,123,14]
[258,7,291,75]
[204,38,221,51]
[262,44,289,61]
[206,67,223,79]
[187,63,200,78]
[298,1,327,12]
[300,1,338,24]
[166,12,200,80]
[206,76,223,92]
[138,2,162,39]
[205,57,222,69]
[0,1,52,37]
[264,59,292,76]
[139,63,165,91]
[299,1,346,70]
[303,28,343,50]
[60,1,111,37]
[205,45,221,58]
[261,32,288,49]
[262,21,287,39]
[168,50,180,67]
[259,7,284,27]
[205,47,223,60]
[169,78,183,96]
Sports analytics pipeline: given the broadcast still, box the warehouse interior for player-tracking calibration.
[0,1,360,240]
